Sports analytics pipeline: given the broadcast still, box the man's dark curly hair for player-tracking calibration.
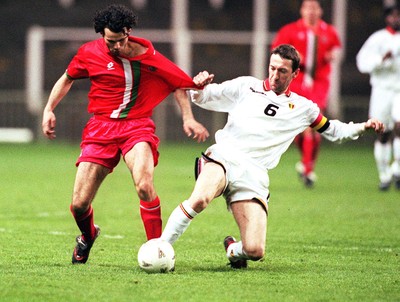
[93,4,137,34]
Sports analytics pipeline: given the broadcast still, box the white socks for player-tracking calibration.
[392,137,400,177]
[161,200,249,263]
[374,141,392,183]
[161,200,198,245]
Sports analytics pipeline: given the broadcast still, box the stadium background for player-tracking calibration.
[0,0,392,142]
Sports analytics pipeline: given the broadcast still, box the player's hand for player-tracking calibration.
[42,110,57,139]
[364,118,385,134]
[183,118,210,143]
[382,51,393,62]
[193,71,215,87]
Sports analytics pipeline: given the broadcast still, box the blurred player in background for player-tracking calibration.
[271,0,341,187]
[160,44,384,269]
[356,4,400,191]
[41,4,209,264]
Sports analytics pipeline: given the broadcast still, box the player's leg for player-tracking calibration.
[311,132,321,169]
[71,117,122,263]
[391,94,400,189]
[392,121,400,189]
[370,87,393,190]
[225,200,267,266]
[297,127,317,187]
[375,132,393,190]
[299,84,328,188]
[124,141,161,240]
[72,162,109,241]
[71,162,109,263]
[294,132,305,174]
[161,161,226,244]
[72,162,110,214]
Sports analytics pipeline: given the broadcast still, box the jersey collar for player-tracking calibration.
[386,26,398,34]
[263,79,291,97]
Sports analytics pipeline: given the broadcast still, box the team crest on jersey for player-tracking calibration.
[289,102,295,109]
[107,62,115,70]
[148,66,157,72]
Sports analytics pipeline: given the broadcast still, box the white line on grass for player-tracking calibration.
[49,231,68,236]
[103,234,124,239]
[302,244,395,253]
[48,231,124,240]
[37,212,66,217]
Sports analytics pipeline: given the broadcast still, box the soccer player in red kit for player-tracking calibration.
[271,0,341,187]
[42,4,209,264]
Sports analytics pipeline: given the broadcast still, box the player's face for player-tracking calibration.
[300,0,322,26]
[386,9,400,31]
[268,54,299,95]
[103,27,130,56]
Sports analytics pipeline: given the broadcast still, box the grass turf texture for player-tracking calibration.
[0,141,399,302]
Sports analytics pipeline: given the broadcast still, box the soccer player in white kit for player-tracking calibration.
[356,5,400,191]
[161,44,384,269]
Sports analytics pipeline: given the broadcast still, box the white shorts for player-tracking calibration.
[369,87,400,131]
[201,144,270,212]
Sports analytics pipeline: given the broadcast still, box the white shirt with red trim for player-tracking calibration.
[356,27,400,91]
[191,76,364,170]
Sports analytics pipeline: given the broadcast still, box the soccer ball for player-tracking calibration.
[137,238,175,273]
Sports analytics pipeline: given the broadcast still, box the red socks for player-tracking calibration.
[70,204,96,242]
[70,197,162,242]
[140,196,162,240]
[312,133,321,164]
[299,133,321,175]
[302,134,314,175]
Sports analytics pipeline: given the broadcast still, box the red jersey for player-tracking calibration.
[66,36,196,119]
[272,19,341,108]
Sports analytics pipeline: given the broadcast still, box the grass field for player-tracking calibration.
[0,141,399,302]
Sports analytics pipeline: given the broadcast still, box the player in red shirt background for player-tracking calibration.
[272,0,341,187]
[41,4,209,264]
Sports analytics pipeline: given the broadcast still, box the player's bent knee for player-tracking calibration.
[71,194,91,210]
[70,202,90,216]
[135,182,154,200]
[191,198,210,212]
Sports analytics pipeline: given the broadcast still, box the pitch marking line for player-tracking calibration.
[302,244,395,253]
[48,231,124,239]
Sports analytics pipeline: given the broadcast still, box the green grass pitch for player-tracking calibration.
[0,141,399,301]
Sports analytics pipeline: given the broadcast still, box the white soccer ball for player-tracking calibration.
[137,238,175,273]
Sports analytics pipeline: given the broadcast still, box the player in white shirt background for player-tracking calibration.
[356,4,400,191]
[161,44,384,269]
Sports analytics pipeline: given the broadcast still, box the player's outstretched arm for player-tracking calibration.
[42,73,74,139]
[319,116,385,144]
[174,89,209,143]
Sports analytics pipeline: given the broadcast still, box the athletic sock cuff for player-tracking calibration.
[180,200,198,219]
[140,196,160,209]
[70,204,93,221]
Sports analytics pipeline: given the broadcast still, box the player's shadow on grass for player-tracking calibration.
[191,262,298,273]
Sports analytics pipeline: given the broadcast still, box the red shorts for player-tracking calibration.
[76,116,160,170]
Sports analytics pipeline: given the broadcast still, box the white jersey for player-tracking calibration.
[191,76,365,171]
[356,27,400,91]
